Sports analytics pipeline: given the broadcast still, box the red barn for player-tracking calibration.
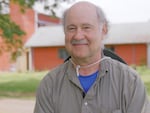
[25,26,66,71]
[104,22,150,66]
[25,21,150,71]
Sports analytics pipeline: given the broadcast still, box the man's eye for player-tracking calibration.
[83,26,90,29]
[70,28,75,30]
[68,27,76,31]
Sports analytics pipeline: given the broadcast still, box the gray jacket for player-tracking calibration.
[34,56,149,113]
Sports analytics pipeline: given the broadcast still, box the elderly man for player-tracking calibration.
[34,1,149,113]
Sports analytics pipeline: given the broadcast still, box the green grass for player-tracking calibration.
[136,66,150,95]
[0,66,150,98]
[0,71,47,98]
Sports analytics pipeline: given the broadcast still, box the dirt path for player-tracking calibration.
[0,98,35,113]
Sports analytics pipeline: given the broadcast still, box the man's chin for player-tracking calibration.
[73,54,88,59]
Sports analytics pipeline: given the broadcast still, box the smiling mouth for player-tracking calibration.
[71,39,88,45]
[73,43,88,46]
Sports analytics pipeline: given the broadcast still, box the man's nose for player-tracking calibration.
[73,28,84,40]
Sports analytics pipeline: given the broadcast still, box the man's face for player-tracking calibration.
[64,3,105,60]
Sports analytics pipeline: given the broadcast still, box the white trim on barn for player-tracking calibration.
[147,43,150,68]
[28,48,34,71]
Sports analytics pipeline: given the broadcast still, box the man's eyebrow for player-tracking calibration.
[67,24,75,26]
[66,24,76,28]
[66,23,93,28]
[82,23,93,26]
[82,23,91,25]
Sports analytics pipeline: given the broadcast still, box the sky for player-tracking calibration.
[89,0,150,23]
[34,0,150,24]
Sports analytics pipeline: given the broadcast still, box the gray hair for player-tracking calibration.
[95,6,109,32]
[62,4,109,33]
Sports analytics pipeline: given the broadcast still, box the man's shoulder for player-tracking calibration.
[103,56,138,76]
[46,61,69,78]
[39,62,69,86]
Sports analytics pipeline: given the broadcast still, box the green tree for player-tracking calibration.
[0,0,36,60]
[0,0,74,60]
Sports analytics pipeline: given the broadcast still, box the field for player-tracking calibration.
[0,71,47,98]
[136,66,150,95]
[0,66,150,98]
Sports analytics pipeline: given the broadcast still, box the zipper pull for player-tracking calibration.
[76,65,80,77]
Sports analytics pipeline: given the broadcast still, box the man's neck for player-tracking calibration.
[79,63,100,76]
[70,57,101,76]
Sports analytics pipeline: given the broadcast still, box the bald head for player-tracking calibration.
[68,1,97,15]
[62,1,108,33]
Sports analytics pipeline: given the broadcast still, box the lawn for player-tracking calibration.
[136,66,150,95]
[0,71,47,98]
[0,66,150,98]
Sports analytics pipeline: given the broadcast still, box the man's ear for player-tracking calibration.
[102,23,108,35]
[101,23,108,40]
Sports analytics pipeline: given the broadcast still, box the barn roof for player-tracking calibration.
[25,26,65,47]
[104,21,150,44]
[25,21,150,47]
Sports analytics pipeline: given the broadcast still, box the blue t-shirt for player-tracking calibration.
[78,71,98,93]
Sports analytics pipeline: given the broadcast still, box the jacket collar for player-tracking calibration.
[65,54,111,88]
